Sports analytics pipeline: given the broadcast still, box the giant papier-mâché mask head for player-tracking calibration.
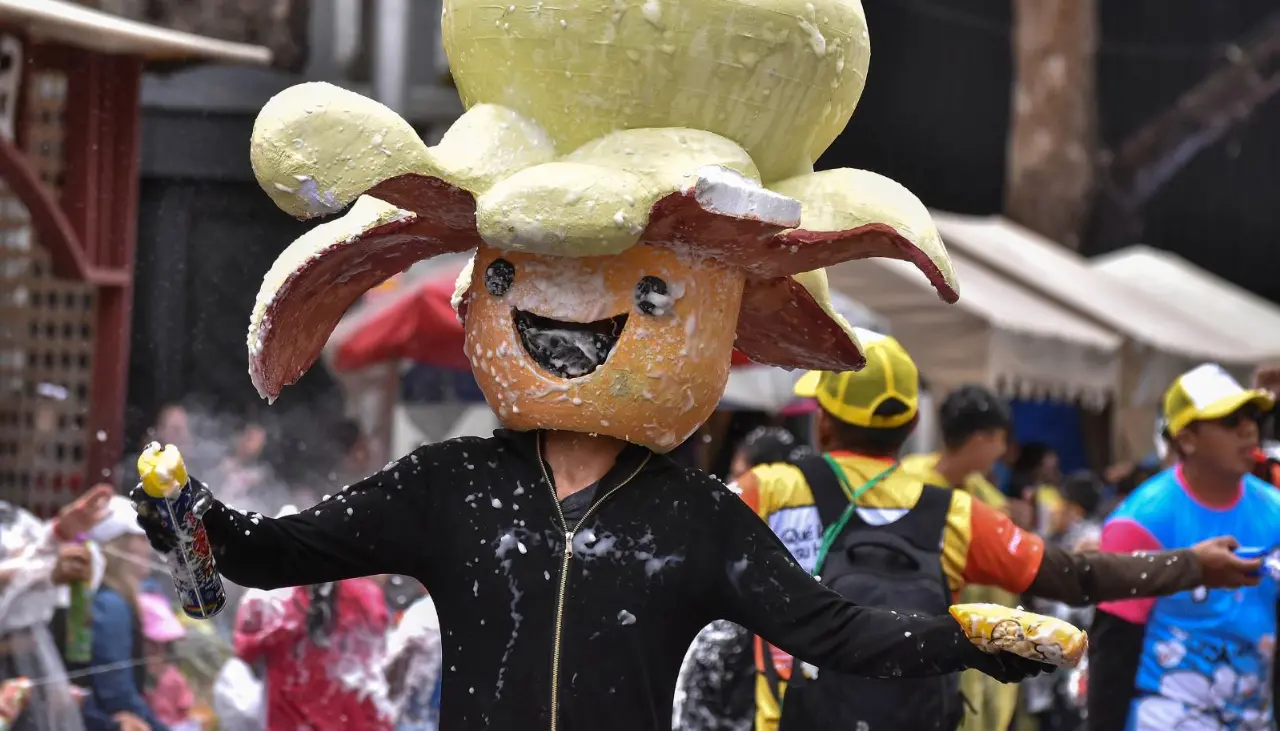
[246,0,959,452]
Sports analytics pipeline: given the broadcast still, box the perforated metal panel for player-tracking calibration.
[0,42,95,516]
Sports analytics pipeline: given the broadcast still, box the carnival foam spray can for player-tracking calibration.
[64,537,93,665]
[136,442,226,619]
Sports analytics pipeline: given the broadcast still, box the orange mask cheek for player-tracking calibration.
[462,244,745,452]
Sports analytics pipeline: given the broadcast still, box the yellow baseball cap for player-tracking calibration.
[1162,363,1275,437]
[793,329,918,428]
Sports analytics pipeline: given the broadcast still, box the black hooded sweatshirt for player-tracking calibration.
[198,430,1024,731]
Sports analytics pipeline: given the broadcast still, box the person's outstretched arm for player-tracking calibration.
[709,483,1047,682]
[959,499,1258,606]
[134,444,443,590]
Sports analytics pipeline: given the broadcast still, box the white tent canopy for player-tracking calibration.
[930,213,1277,459]
[826,250,1122,407]
[1092,245,1280,363]
[932,212,1263,364]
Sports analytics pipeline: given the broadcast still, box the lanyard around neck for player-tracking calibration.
[812,456,899,576]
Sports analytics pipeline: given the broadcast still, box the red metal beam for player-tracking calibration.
[82,54,143,485]
[62,48,102,268]
[0,131,92,281]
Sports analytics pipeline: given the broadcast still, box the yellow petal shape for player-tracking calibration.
[432,103,558,193]
[251,83,432,218]
[442,0,871,183]
[566,128,760,185]
[477,128,776,257]
[770,168,959,301]
[250,82,555,219]
[476,162,658,257]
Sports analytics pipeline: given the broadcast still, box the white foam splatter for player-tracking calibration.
[641,0,662,26]
[507,259,611,321]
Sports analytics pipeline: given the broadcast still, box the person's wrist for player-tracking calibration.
[1182,547,1206,587]
[51,517,74,542]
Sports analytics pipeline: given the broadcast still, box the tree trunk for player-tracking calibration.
[75,0,310,71]
[1089,13,1280,253]
[1003,0,1099,250]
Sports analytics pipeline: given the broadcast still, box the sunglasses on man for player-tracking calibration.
[1213,406,1264,429]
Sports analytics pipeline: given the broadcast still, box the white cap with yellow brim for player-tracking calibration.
[1163,363,1276,437]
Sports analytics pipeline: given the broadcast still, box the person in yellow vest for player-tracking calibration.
[898,385,1027,731]
[732,330,1262,731]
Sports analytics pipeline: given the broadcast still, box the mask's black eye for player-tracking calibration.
[635,276,671,316]
[485,259,515,297]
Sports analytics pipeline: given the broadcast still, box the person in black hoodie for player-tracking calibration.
[134,427,1050,731]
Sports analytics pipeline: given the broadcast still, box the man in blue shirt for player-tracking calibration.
[1091,364,1280,730]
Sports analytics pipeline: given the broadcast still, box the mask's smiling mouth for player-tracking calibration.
[514,310,629,379]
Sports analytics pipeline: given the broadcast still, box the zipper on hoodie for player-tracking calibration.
[538,433,650,731]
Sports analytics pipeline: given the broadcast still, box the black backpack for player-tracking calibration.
[774,455,963,731]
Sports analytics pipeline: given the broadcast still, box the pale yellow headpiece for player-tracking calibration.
[242,0,959,451]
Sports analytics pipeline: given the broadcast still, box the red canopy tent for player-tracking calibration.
[332,265,472,372]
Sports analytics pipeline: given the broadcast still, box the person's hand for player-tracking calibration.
[128,475,215,554]
[68,686,88,708]
[128,483,179,554]
[0,678,24,721]
[113,710,151,731]
[51,543,92,585]
[55,484,114,539]
[963,644,1056,683]
[1191,536,1262,589]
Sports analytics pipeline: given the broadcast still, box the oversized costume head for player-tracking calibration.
[246,0,958,451]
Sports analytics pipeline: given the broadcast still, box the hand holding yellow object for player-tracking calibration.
[133,442,227,619]
[949,603,1088,668]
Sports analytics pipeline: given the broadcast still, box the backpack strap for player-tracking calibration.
[891,483,953,552]
[890,483,956,609]
[756,635,787,707]
[793,455,849,530]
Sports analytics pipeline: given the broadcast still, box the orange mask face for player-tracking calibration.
[461,244,745,451]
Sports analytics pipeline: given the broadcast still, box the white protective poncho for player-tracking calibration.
[0,501,100,731]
